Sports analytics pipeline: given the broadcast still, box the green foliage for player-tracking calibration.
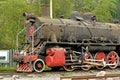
[73,0,117,22]
[73,0,98,15]
[41,0,49,4]
[0,0,25,49]
[82,0,97,12]
[53,0,74,18]
[27,0,41,16]
[0,0,41,49]
[111,0,120,19]
[93,0,116,22]
[65,72,73,75]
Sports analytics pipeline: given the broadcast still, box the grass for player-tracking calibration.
[0,67,17,72]
[65,72,73,75]
[0,65,51,72]
[0,66,51,72]
[45,66,51,70]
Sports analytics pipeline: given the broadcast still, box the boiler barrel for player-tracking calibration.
[26,16,120,46]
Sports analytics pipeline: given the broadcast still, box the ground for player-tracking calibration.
[1,68,120,80]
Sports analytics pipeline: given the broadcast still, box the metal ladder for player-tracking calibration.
[31,41,46,54]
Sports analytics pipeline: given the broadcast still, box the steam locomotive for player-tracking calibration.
[13,12,120,72]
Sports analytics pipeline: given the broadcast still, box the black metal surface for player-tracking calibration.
[26,18,42,46]
[25,17,120,46]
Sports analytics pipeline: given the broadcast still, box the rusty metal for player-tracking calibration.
[60,74,120,80]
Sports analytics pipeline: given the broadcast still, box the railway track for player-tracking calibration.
[1,68,120,80]
[60,74,120,80]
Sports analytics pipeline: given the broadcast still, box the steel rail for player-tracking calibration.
[60,74,120,80]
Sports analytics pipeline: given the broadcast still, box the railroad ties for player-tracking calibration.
[60,73,120,80]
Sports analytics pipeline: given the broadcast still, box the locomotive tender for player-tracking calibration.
[13,12,120,72]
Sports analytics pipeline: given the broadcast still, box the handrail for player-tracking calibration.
[16,27,26,51]
[31,24,45,54]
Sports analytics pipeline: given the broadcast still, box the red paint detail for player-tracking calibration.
[23,56,29,63]
[23,55,38,63]
[17,63,32,72]
[47,48,55,56]
[46,48,66,67]
[30,55,38,61]
[37,63,42,68]
[95,52,106,61]
[29,26,34,36]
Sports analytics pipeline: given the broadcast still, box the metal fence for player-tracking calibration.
[0,50,16,67]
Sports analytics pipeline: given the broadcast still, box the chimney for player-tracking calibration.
[41,4,50,18]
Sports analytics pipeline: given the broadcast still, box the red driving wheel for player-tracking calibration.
[94,52,106,69]
[81,52,93,71]
[107,51,119,69]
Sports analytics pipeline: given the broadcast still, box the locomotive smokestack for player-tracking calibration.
[41,4,50,18]
[41,0,53,18]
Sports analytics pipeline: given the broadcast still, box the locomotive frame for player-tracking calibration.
[13,12,120,72]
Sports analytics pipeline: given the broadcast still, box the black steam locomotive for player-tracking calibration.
[13,12,120,72]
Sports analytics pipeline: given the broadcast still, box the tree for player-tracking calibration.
[93,0,116,22]
[0,0,42,49]
[53,0,74,18]
[111,0,120,20]
[73,0,116,22]
[73,0,97,15]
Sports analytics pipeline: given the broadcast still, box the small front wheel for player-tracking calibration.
[33,59,45,72]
